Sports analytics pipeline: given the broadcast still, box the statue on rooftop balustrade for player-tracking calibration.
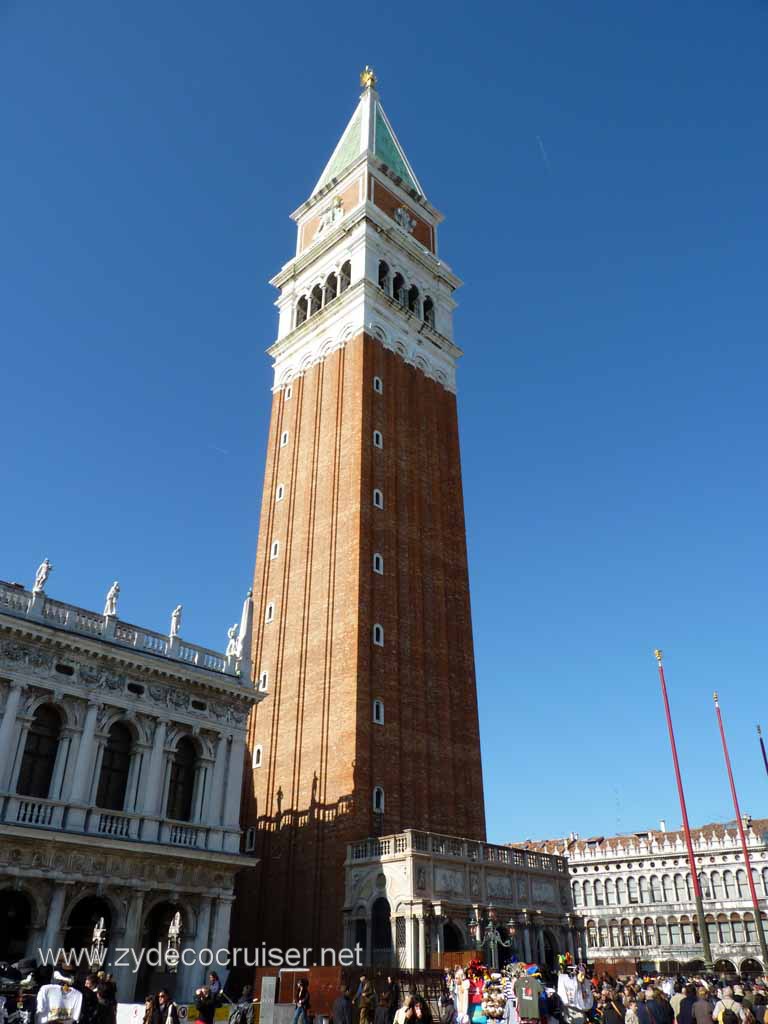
[33,558,53,593]
[103,581,120,617]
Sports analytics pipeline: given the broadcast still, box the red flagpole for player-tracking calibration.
[654,650,712,967]
[758,725,768,778]
[714,693,768,966]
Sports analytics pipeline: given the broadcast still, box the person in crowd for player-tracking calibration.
[375,994,391,1024]
[670,984,686,1022]
[333,987,353,1024]
[625,997,640,1024]
[195,986,217,1024]
[601,989,626,1024]
[438,990,456,1024]
[394,997,415,1024]
[677,986,697,1024]
[158,990,180,1024]
[384,978,401,1024]
[714,989,744,1023]
[413,999,432,1024]
[359,980,376,1024]
[693,987,715,1024]
[294,980,311,1024]
[142,995,160,1024]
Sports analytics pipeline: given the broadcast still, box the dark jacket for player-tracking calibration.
[693,1001,714,1024]
[160,1004,180,1024]
[603,1001,626,1024]
[196,993,217,1024]
[678,998,697,1024]
[647,1000,674,1024]
[333,996,353,1024]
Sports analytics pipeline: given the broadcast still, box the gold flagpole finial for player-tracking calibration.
[654,649,663,662]
[713,691,719,705]
[360,65,377,89]
[758,724,762,737]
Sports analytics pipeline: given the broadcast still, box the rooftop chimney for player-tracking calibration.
[659,819,667,832]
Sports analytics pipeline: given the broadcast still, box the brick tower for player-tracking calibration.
[238,68,486,958]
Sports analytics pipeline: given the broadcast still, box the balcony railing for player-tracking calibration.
[348,829,568,875]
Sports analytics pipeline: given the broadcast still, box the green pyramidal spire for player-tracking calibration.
[312,67,424,197]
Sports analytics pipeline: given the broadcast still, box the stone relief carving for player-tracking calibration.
[470,872,481,899]
[517,878,529,901]
[531,879,555,904]
[435,868,464,896]
[416,867,426,891]
[487,874,514,900]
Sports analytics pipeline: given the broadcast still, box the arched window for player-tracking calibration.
[373,699,384,725]
[270,540,279,560]
[594,879,605,906]
[166,736,196,822]
[280,430,289,447]
[598,922,608,947]
[309,284,323,317]
[378,261,391,293]
[572,882,582,907]
[681,917,695,944]
[252,745,262,769]
[639,876,650,903]
[731,914,745,943]
[650,876,662,902]
[644,918,656,945]
[628,877,639,904]
[685,873,694,900]
[276,483,285,502]
[657,918,670,944]
[295,296,308,327]
[373,430,383,449]
[711,871,723,898]
[392,273,406,305]
[373,552,384,575]
[265,602,275,624]
[632,919,644,945]
[373,786,384,813]
[674,874,686,902]
[324,272,338,305]
[245,826,256,852]
[723,870,736,899]
[762,868,768,897]
[620,919,631,945]
[339,261,351,293]
[605,878,616,906]
[669,917,681,944]
[716,913,730,943]
[586,922,597,947]
[745,912,757,942]
[423,296,435,328]
[372,624,384,647]
[17,705,62,799]
[284,384,293,400]
[735,869,748,898]
[96,721,132,811]
[373,375,383,394]
[609,921,620,946]
[616,878,626,905]
[373,488,384,509]
[700,872,712,898]
[662,875,674,902]
[582,880,593,907]
[258,670,268,692]
[407,284,420,314]
[706,915,717,943]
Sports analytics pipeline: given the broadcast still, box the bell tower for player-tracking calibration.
[238,68,486,956]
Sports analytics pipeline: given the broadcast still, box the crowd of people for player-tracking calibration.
[588,976,768,1024]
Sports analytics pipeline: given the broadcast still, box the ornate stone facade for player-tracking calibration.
[0,578,262,1001]
[343,830,583,968]
[524,820,768,974]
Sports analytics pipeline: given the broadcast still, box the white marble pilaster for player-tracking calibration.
[39,883,69,958]
[223,735,246,829]
[0,681,25,789]
[66,702,100,828]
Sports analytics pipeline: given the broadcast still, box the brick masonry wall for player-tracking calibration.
[234,332,485,958]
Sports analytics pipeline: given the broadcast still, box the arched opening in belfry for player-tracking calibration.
[295,295,308,327]
[378,260,391,293]
[423,296,435,327]
[339,260,351,293]
[310,284,323,316]
[0,889,33,961]
[392,273,405,305]
[407,284,419,314]
[324,272,338,304]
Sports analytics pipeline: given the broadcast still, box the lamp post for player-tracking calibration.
[467,905,517,970]
[654,649,713,969]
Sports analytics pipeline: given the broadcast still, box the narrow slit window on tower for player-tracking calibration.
[373,552,384,575]
[373,376,383,394]
[373,430,383,449]
[270,540,279,560]
[373,699,384,725]
[245,825,257,852]
[310,283,323,316]
[324,272,338,304]
[407,284,420,314]
[280,431,289,447]
[285,384,293,400]
[373,488,384,509]
[276,483,285,502]
[252,745,263,769]
[373,786,385,813]
[258,670,268,692]
[423,296,435,328]
[339,260,351,293]
[392,273,406,305]
[295,296,308,327]
[265,602,275,624]
[373,623,384,646]
[378,260,391,294]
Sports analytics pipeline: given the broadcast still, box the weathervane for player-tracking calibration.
[360,65,377,90]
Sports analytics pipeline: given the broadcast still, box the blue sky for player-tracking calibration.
[2,1,767,845]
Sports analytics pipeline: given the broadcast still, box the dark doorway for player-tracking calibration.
[0,890,32,960]
[63,896,112,970]
[371,898,392,966]
[443,922,463,952]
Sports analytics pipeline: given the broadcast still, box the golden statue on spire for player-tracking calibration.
[360,65,377,89]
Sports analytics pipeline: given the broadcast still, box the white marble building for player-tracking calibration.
[344,829,585,969]
[524,820,768,975]
[0,572,262,1001]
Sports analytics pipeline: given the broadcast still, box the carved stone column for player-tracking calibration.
[0,681,25,790]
